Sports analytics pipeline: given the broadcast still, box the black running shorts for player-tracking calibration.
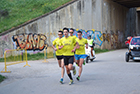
[63,56,74,65]
[90,46,93,48]
[56,55,63,60]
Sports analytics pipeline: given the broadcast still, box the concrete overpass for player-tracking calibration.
[112,0,140,8]
[1,0,140,58]
[112,0,140,36]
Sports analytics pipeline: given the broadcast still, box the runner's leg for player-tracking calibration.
[76,58,84,81]
[58,60,61,67]
[91,47,93,57]
[76,60,80,66]
[68,56,76,75]
[65,65,73,79]
[78,58,84,77]
[61,59,65,78]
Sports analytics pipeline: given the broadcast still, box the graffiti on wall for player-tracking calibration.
[0,34,11,57]
[102,30,124,48]
[68,28,124,48]
[68,29,103,46]
[103,31,111,42]
[12,33,48,51]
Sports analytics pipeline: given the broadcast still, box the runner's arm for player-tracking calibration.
[52,45,57,51]
[52,40,57,51]
[58,38,63,50]
[85,39,88,49]
[72,42,79,52]
[86,43,88,49]
[59,45,63,50]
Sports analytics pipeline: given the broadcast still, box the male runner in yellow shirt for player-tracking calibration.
[69,28,77,63]
[69,28,77,40]
[52,31,65,84]
[59,27,79,85]
[75,30,88,81]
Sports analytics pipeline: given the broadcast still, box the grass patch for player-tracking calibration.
[0,49,110,62]
[0,52,54,62]
[27,52,54,60]
[27,53,44,60]
[0,58,4,62]
[94,48,109,54]
[0,0,72,33]
[0,75,6,83]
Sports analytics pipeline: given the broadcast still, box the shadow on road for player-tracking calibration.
[126,60,140,63]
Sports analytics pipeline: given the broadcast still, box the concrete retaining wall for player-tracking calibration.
[0,0,136,58]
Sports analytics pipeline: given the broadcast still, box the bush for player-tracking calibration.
[94,48,109,54]
[0,75,6,83]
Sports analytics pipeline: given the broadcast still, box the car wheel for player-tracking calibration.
[86,56,89,63]
[125,52,129,62]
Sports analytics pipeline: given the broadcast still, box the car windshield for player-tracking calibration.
[131,38,140,45]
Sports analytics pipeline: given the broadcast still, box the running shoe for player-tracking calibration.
[76,76,80,81]
[69,80,73,85]
[73,66,76,75]
[60,78,63,84]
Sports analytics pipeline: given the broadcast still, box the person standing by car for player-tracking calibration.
[125,36,132,46]
[52,30,65,84]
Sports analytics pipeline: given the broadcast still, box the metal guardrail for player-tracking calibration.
[42,47,55,63]
[1,49,30,73]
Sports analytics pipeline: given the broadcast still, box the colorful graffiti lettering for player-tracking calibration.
[67,28,103,46]
[61,28,124,48]
[93,31,103,46]
[103,33,111,42]
[102,30,124,48]
[12,33,48,51]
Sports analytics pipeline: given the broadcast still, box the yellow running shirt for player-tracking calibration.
[75,38,87,55]
[70,36,77,46]
[59,36,76,56]
[52,38,63,56]
[70,35,77,40]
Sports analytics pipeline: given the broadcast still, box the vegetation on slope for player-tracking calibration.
[0,0,72,33]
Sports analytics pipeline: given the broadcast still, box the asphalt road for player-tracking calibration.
[0,49,140,94]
